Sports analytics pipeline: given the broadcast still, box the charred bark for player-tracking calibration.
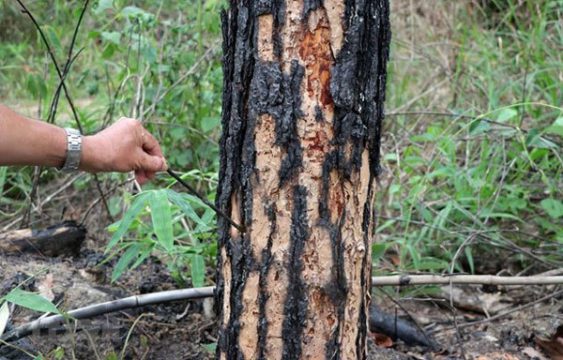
[216,1,391,359]
[0,221,85,257]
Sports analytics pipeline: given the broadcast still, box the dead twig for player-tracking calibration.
[372,274,563,286]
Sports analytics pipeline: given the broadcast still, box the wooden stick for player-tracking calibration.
[372,274,563,286]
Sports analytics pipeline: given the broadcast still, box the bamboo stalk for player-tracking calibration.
[1,287,214,342]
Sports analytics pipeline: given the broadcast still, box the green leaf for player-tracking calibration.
[106,192,150,252]
[469,119,490,135]
[464,247,475,274]
[478,210,522,222]
[46,27,62,53]
[120,6,151,19]
[190,254,205,287]
[526,129,559,149]
[202,343,217,354]
[101,31,121,45]
[130,244,155,270]
[0,301,9,336]
[94,0,114,14]
[540,198,563,219]
[410,258,448,271]
[0,167,7,194]
[150,190,174,252]
[545,117,563,137]
[495,108,518,123]
[111,243,141,282]
[201,117,220,133]
[166,190,210,230]
[4,288,60,314]
[371,244,388,263]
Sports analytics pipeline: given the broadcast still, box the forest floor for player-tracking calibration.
[0,223,560,360]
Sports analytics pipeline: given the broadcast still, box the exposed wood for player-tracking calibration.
[0,221,86,256]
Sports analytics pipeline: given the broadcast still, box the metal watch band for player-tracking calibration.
[61,128,82,172]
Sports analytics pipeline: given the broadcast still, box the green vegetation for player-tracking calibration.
[0,0,561,292]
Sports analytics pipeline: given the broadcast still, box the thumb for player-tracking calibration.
[139,153,167,173]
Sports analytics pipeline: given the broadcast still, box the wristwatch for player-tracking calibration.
[61,128,82,172]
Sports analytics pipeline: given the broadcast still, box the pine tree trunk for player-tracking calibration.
[215,1,391,359]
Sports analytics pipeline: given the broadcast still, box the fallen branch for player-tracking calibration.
[0,221,86,256]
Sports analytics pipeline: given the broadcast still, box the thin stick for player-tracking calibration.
[372,274,563,286]
[167,169,245,233]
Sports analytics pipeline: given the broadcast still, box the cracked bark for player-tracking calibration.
[216,1,391,359]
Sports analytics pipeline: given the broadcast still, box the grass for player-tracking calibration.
[377,0,562,275]
[0,0,561,289]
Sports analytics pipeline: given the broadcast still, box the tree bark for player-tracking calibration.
[216,1,391,359]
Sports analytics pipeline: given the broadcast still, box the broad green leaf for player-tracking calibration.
[371,244,388,263]
[545,117,563,137]
[495,108,518,123]
[166,190,209,230]
[150,190,174,252]
[111,243,141,282]
[106,192,150,252]
[130,244,155,270]
[190,254,205,287]
[540,199,563,219]
[0,301,9,336]
[4,288,60,314]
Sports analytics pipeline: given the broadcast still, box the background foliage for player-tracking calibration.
[0,0,561,290]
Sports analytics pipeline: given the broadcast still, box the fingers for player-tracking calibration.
[141,128,164,157]
[139,151,166,173]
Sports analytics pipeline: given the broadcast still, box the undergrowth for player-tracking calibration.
[0,0,561,290]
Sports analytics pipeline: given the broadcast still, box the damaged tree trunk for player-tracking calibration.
[216,0,391,359]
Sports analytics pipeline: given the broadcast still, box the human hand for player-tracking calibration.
[80,118,167,184]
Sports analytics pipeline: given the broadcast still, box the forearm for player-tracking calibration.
[0,104,67,168]
[0,104,165,183]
